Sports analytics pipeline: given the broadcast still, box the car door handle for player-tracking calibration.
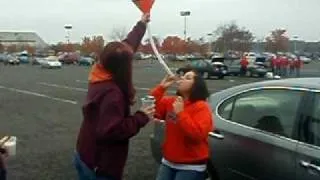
[209,132,224,139]
[300,160,320,172]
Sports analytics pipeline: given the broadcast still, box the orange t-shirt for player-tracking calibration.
[150,85,214,164]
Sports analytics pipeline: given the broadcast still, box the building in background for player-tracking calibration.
[0,31,48,51]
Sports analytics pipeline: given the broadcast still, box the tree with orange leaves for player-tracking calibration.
[161,36,187,55]
[25,45,36,55]
[80,36,105,56]
[6,45,17,53]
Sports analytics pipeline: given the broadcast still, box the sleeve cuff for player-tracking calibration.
[137,21,147,29]
[135,111,150,125]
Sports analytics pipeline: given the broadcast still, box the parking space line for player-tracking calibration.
[75,80,87,84]
[0,85,78,105]
[38,82,87,92]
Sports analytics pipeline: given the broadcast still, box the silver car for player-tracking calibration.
[150,78,320,180]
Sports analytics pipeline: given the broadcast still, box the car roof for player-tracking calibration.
[253,78,320,89]
[209,78,320,107]
[223,78,320,94]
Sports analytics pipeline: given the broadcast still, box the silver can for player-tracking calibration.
[141,95,155,118]
[141,95,155,107]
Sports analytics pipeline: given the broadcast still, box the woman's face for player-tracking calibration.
[177,71,196,94]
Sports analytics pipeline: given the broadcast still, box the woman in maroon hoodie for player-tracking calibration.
[0,147,7,180]
[74,14,155,180]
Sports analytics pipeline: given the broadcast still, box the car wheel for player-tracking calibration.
[202,72,210,79]
[218,75,224,79]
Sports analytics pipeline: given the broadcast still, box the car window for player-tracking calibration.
[219,89,304,138]
[300,93,320,147]
[218,96,235,120]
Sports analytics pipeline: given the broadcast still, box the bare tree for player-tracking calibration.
[214,21,254,53]
[109,27,127,41]
[265,29,289,53]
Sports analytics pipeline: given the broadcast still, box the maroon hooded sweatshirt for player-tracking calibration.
[76,21,149,180]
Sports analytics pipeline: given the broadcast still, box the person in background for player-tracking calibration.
[151,71,214,180]
[240,55,249,76]
[270,55,277,74]
[280,55,288,77]
[275,55,282,76]
[289,57,295,76]
[74,14,154,180]
[295,56,303,77]
[0,147,7,180]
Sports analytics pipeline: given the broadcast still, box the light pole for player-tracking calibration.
[180,11,191,41]
[64,24,73,44]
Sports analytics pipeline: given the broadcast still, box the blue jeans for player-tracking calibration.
[73,153,114,180]
[156,164,206,180]
[0,169,6,180]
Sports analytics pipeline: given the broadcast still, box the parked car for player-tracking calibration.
[0,53,8,62]
[228,60,268,77]
[176,59,228,79]
[4,55,20,65]
[150,78,320,180]
[18,52,30,64]
[300,56,312,64]
[58,53,79,64]
[41,56,62,69]
[78,57,94,66]
[32,57,45,65]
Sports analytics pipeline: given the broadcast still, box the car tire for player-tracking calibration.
[202,72,210,79]
[218,75,224,79]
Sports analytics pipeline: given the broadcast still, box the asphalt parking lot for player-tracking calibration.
[1,61,320,180]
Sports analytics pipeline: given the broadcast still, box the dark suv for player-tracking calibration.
[176,59,228,79]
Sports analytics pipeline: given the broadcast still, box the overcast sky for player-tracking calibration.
[1,0,319,44]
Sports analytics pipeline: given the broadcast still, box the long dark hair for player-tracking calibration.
[177,70,210,102]
[99,42,135,107]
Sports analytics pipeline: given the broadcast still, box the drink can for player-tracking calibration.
[141,95,155,107]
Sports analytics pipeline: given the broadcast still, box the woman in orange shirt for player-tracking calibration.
[151,70,214,180]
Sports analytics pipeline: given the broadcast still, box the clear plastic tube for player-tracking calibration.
[147,24,174,76]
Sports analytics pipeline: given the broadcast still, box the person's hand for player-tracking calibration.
[140,104,155,118]
[160,74,177,89]
[141,13,150,24]
[173,96,184,114]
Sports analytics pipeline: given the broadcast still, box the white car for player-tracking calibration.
[41,56,62,69]
[300,56,312,64]
[4,55,20,65]
[244,52,257,65]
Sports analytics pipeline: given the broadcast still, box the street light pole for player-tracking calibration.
[180,11,191,41]
[64,24,72,44]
